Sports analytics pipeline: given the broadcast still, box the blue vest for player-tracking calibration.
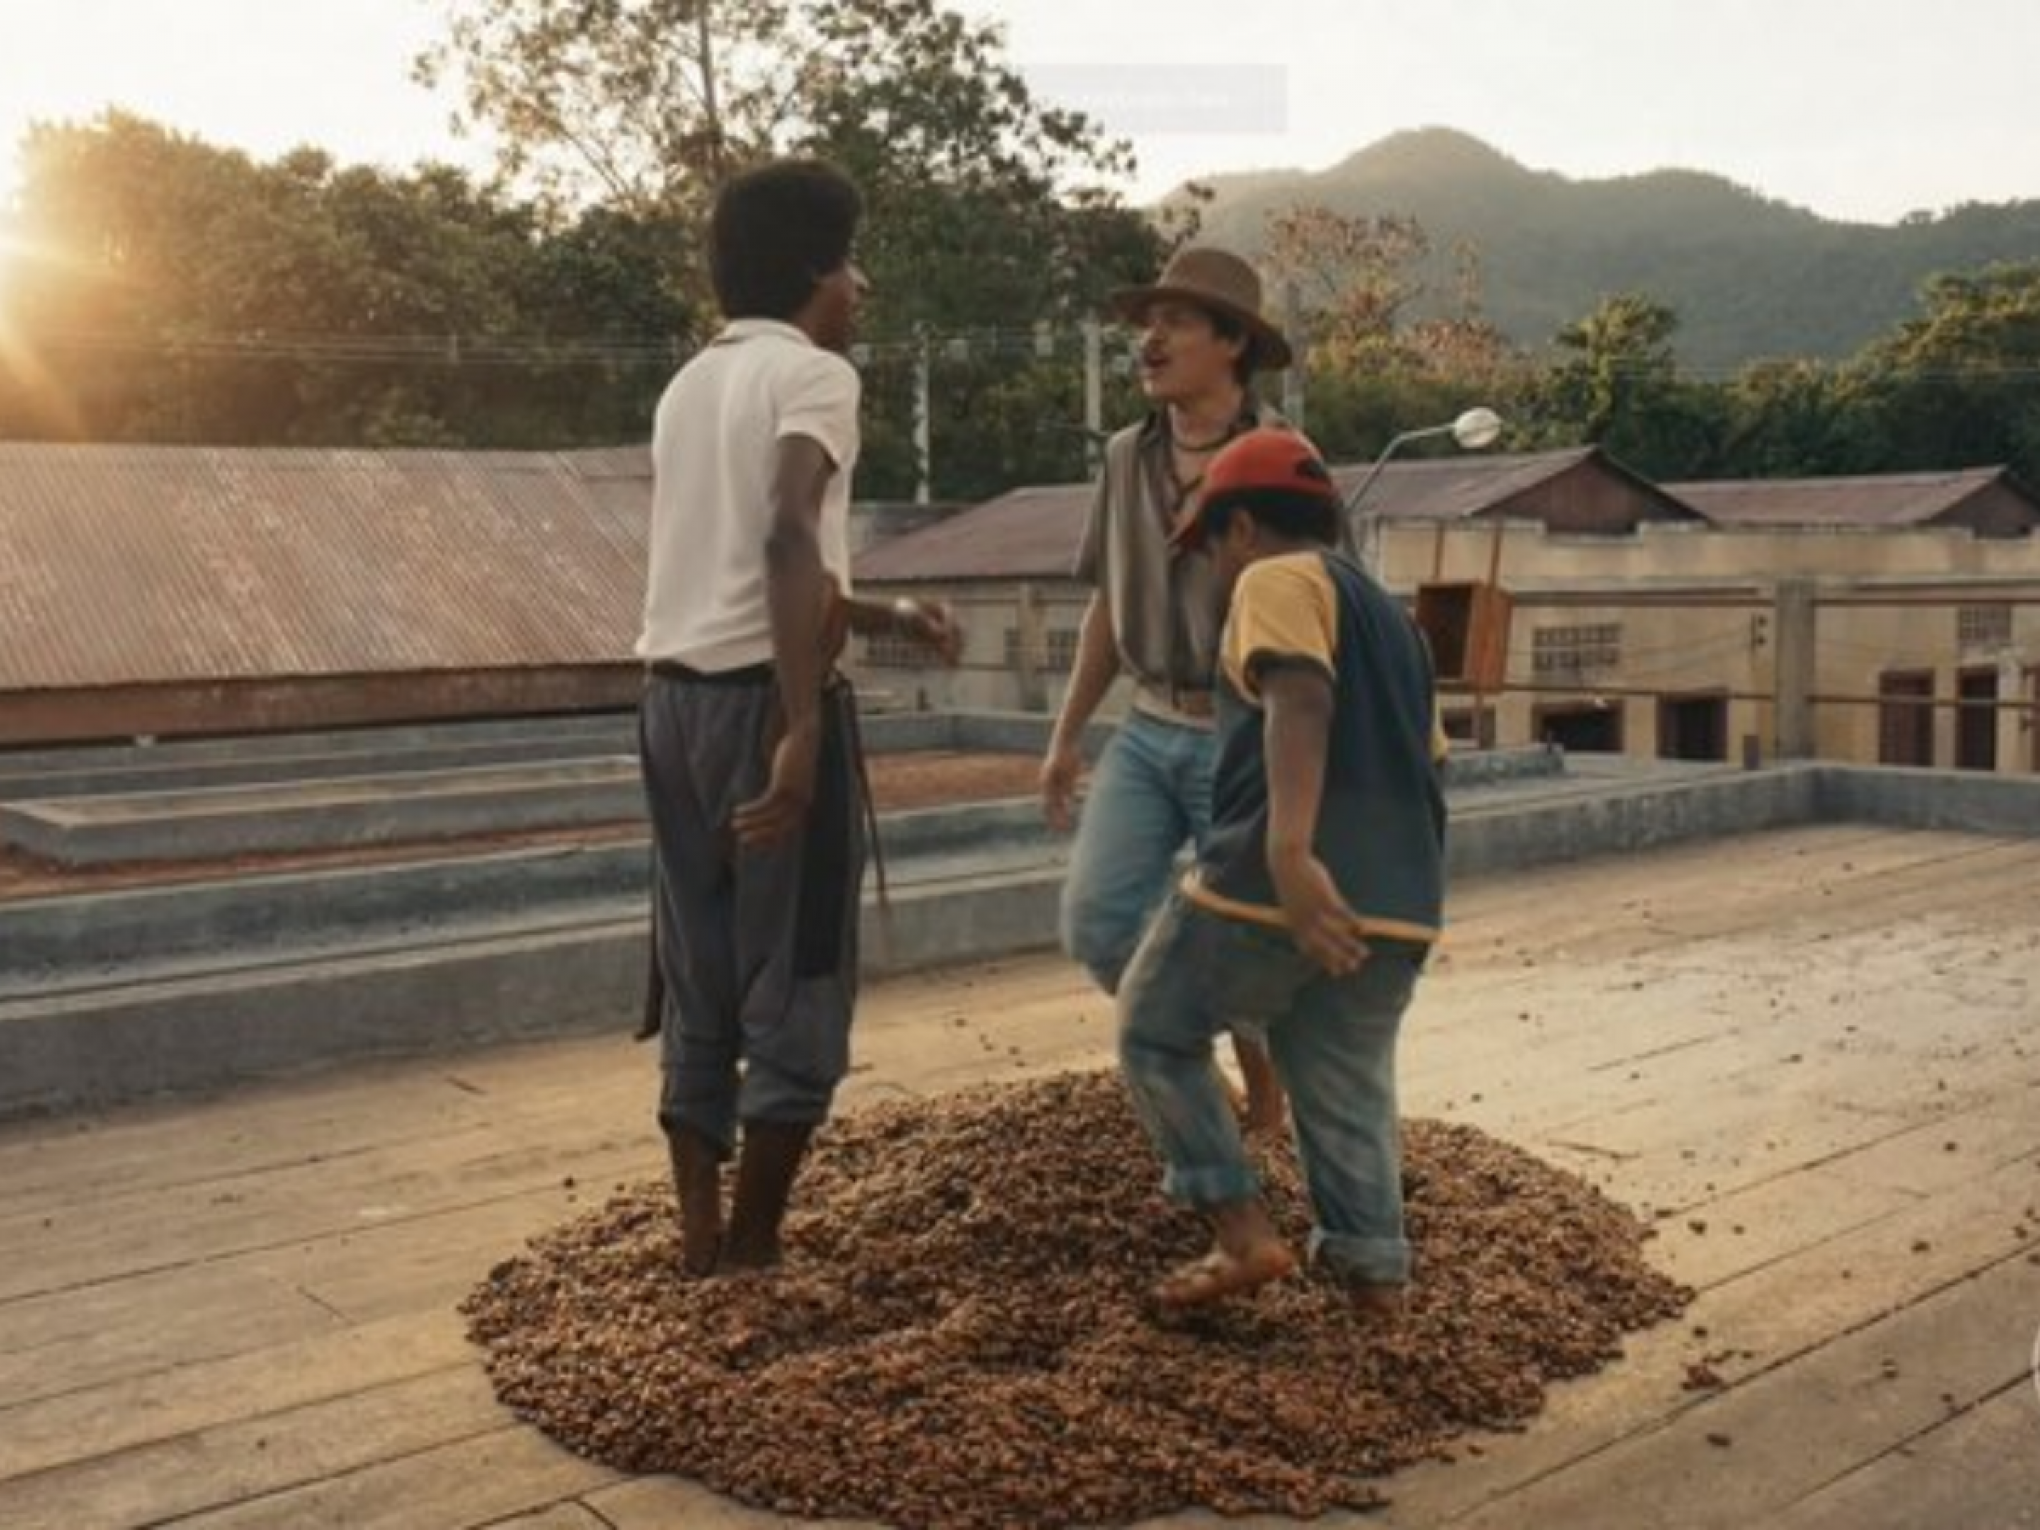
[1196,552,1447,940]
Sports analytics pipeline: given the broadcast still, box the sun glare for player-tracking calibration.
[0,227,28,317]
[0,222,89,438]
[0,209,65,317]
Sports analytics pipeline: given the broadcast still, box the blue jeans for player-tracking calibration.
[1060,711,1215,994]
[1117,894,1424,1286]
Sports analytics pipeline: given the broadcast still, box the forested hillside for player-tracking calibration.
[1179,127,2040,369]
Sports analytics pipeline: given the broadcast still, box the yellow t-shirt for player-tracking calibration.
[1222,554,1450,763]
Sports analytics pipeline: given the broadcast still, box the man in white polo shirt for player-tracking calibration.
[638,160,957,1278]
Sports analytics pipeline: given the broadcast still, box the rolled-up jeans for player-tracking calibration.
[1117,892,1426,1286]
[1059,709,1215,995]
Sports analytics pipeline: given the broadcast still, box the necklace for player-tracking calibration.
[1167,416,1240,454]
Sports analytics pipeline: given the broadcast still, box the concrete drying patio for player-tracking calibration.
[5,734,1756,1117]
[2,823,2037,1528]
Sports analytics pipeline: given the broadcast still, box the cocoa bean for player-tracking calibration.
[463,1070,1690,1528]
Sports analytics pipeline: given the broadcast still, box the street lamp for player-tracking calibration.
[1343,407,1506,572]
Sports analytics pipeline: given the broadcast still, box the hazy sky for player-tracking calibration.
[3,0,2038,223]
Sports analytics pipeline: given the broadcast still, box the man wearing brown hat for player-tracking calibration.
[1039,245,1293,1132]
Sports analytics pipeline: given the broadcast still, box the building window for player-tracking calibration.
[1658,692,1729,762]
[1531,622,1622,675]
[1004,627,1080,674]
[1532,699,1625,752]
[862,632,923,669]
[1956,667,1999,772]
[1956,604,2012,651]
[1877,669,1935,767]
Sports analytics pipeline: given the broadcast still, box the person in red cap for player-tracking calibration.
[1040,245,1290,1134]
[1114,426,1449,1316]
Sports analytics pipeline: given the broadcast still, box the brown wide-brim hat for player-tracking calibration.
[1109,245,1293,372]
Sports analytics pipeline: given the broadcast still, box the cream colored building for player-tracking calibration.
[1390,519,2039,773]
[851,454,2040,774]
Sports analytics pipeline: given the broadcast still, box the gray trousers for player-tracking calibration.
[639,668,865,1156]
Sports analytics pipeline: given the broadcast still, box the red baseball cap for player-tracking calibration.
[1170,427,1340,551]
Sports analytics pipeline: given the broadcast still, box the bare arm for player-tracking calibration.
[841,594,963,664]
[1040,592,1120,829]
[1261,665,1366,976]
[731,436,834,847]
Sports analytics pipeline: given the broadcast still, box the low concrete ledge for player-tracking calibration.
[0,799,1062,986]
[859,710,1117,761]
[0,921,649,1118]
[1446,743,1566,789]
[0,841,651,987]
[874,712,1564,790]
[862,863,1065,976]
[6,756,2036,1119]
[1815,763,2040,836]
[0,758,644,867]
[0,731,640,804]
[0,708,1570,874]
[0,714,637,799]
[0,711,1088,868]
[0,858,1068,1116]
[1449,764,1819,879]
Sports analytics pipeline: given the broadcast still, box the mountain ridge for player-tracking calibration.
[1162,127,2040,370]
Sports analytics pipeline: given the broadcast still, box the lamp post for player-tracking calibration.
[1343,407,1505,573]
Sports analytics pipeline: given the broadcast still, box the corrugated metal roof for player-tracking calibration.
[853,483,1092,584]
[1347,448,1604,522]
[852,448,1669,584]
[0,443,655,692]
[1665,468,2031,529]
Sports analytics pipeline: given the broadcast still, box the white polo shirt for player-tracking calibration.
[637,318,861,671]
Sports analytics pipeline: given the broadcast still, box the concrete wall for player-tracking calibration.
[1814,761,2040,835]
[7,756,2039,1117]
[0,666,642,749]
[0,714,638,800]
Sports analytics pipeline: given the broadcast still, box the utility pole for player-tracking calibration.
[1279,281,1306,429]
[1015,582,1047,712]
[695,4,727,184]
[1081,318,1104,478]
[912,330,932,505]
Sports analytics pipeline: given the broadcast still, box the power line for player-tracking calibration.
[16,320,2040,387]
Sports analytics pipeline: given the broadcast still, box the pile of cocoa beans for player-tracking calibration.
[465,1070,1688,1527]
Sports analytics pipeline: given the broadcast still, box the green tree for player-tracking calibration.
[418,0,1167,493]
[1262,204,1431,372]
[1524,293,1724,476]
[1713,359,1870,478]
[1258,205,1528,460]
[417,0,1154,317]
[1840,262,2040,481]
[0,113,695,447]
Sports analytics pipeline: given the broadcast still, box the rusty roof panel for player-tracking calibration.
[853,449,1649,584]
[0,444,655,692]
[1665,468,2029,529]
[853,484,1091,584]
